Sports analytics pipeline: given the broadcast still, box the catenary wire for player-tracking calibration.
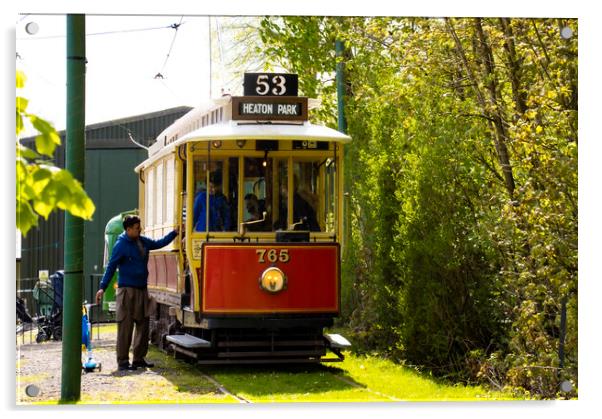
[16,23,186,41]
[156,16,185,77]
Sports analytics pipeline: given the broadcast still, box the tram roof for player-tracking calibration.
[136,121,351,171]
[179,120,351,144]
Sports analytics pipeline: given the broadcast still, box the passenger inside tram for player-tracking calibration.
[193,177,231,232]
[243,193,268,231]
[273,178,321,232]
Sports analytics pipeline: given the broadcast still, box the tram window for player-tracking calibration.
[156,162,164,226]
[289,159,335,233]
[243,157,272,231]
[323,158,337,233]
[273,159,289,231]
[227,157,239,231]
[146,167,155,229]
[192,158,237,232]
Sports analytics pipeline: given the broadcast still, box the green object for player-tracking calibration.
[33,281,54,316]
[101,210,137,312]
[82,148,147,309]
[61,14,85,403]
[336,39,350,261]
[335,39,347,135]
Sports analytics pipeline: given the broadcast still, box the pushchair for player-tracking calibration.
[16,295,34,334]
[31,270,64,343]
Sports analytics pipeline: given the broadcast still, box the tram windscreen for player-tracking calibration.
[243,157,273,231]
[291,159,334,232]
[192,154,336,234]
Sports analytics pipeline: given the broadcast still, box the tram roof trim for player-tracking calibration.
[178,121,352,144]
[137,114,351,172]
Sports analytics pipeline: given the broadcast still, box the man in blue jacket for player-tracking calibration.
[95,215,179,371]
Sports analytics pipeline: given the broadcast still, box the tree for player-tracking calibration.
[257,16,577,398]
[16,70,95,236]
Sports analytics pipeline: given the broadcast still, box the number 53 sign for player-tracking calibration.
[244,73,298,97]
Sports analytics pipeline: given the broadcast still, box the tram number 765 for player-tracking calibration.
[256,249,290,263]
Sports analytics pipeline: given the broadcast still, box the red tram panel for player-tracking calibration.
[200,244,340,314]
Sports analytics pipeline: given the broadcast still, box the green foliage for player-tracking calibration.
[258,17,577,398]
[16,70,95,236]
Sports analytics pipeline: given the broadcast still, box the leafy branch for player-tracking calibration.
[16,70,95,236]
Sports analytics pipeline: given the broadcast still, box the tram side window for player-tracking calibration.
[192,158,238,232]
[243,157,272,231]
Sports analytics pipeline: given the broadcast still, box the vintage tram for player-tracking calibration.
[131,73,351,364]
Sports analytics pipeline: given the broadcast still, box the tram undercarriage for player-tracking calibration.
[149,302,350,364]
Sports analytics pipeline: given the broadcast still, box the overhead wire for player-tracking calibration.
[16,23,185,41]
[18,16,191,136]
[17,17,198,153]
[156,16,185,78]
[152,16,186,107]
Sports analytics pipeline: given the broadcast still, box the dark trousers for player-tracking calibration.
[115,287,155,365]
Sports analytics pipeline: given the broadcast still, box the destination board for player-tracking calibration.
[232,96,308,121]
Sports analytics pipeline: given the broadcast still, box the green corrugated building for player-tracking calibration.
[18,106,192,318]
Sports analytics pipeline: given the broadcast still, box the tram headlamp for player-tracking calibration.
[212,140,222,148]
[259,267,287,294]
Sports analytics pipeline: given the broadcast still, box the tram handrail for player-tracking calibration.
[289,216,308,231]
[238,211,268,236]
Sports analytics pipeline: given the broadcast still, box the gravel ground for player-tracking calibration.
[15,325,231,405]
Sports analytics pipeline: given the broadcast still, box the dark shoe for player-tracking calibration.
[132,359,154,368]
[118,363,137,371]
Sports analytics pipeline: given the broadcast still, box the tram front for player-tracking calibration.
[145,73,352,363]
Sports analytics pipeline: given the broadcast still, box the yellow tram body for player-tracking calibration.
[134,74,352,363]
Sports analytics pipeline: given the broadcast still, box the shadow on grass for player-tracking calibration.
[105,348,219,396]
[118,345,377,401]
[193,362,363,398]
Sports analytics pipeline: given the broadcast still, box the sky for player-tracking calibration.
[16,14,215,134]
[6,0,602,418]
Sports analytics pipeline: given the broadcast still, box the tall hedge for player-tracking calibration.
[257,17,578,398]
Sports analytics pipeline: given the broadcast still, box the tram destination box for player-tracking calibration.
[232,96,308,121]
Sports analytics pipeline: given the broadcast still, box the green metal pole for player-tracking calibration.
[61,14,86,403]
[335,39,349,257]
[335,40,347,134]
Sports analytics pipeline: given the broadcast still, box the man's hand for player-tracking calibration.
[95,289,104,305]
[175,225,184,238]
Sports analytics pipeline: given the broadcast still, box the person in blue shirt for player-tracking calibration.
[95,215,179,371]
[193,181,231,231]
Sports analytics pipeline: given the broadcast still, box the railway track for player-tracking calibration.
[192,360,401,403]
[197,371,253,404]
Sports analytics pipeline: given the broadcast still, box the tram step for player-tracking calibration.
[217,349,325,358]
[324,333,352,349]
[217,339,325,348]
[166,334,211,349]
